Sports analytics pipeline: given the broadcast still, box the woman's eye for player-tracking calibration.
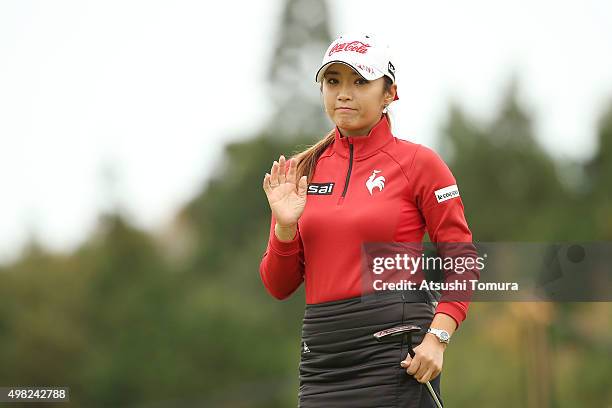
[356,79,368,85]
[326,78,338,84]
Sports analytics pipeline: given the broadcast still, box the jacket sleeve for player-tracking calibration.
[259,214,305,300]
[411,145,479,329]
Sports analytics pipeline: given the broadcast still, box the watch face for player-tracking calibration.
[439,331,450,341]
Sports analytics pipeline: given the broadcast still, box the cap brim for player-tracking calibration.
[315,60,383,83]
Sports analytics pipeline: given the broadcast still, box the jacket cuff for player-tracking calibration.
[434,302,466,330]
[269,229,301,255]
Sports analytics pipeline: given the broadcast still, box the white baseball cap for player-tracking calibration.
[315,33,398,100]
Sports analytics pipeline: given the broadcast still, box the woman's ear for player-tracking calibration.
[386,83,397,104]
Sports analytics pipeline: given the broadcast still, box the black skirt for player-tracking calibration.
[298,290,443,408]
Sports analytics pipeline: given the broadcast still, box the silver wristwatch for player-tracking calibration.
[427,328,451,344]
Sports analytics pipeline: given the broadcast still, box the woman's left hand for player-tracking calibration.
[400,334,445,383]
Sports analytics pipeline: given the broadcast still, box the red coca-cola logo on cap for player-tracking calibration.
[328,41,371,56]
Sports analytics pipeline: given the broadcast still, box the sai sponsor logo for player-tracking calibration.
[307,182,335,195]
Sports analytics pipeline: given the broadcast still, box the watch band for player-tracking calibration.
[427,328,451,344]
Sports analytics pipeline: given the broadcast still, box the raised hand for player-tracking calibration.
[263,155,308,229]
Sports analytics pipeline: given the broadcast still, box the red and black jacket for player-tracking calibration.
[259,115,476,328]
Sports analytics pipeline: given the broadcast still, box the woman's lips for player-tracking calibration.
[336,107,356,112]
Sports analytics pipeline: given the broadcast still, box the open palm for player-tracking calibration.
[263,155,308,227]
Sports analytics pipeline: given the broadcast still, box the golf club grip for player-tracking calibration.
[408,345,443,407]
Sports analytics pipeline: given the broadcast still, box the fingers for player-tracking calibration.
[270,160,279,187]
[269,155,290,187]
[415,366,435,384]
[403,357,420,376]
[428,368,441,381]
[414,362,429,380]
[400,352,441,383]
[278,155,287,184]
[286,155,297,185]
[297,175,307,198]
[263,173,272,195]
[266,155,304,194]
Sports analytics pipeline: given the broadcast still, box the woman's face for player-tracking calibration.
[321,63,396,137]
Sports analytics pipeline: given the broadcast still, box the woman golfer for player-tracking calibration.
[260,33,475,407]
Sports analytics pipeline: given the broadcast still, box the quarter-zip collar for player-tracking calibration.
[332,114,394,160]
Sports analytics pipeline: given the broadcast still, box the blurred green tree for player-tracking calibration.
[440,78,568,241]
[266,0,333,137]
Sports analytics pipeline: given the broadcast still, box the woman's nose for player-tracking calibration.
[336,82,353,100]
[337,88,352,100]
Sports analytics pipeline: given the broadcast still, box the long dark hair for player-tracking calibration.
[293,76,394,183]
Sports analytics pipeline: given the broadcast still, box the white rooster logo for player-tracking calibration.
[366,170,385,195]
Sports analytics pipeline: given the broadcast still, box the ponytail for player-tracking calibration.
[292,129,335,184]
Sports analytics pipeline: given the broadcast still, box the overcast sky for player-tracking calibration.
[1,0,611,265]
